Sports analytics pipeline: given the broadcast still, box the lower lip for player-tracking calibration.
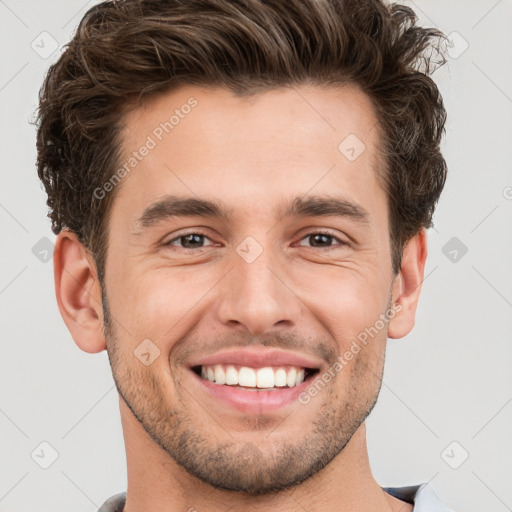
[189,369,314,414]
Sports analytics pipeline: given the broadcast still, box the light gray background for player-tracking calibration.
[1,1,511,511]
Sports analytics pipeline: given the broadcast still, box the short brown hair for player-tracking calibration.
[36,0,448,279]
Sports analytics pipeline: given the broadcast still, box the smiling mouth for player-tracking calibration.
[192,364,319,390]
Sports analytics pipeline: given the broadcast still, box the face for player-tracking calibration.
[102,84,397,493]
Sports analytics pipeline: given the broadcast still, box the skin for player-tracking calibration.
[54,84,427,512]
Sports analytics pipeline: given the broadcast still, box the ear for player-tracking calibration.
[53,230,106,353]
[388,229,428,339]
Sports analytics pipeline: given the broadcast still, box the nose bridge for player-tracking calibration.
[214,235,302,335]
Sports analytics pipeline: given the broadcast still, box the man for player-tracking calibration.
[35,0,453,510]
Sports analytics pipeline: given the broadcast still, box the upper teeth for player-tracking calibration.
[200,364,306,388]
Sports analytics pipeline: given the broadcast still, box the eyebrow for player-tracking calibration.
[135,194,370,230]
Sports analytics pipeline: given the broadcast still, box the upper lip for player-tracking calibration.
[188,348,324,370]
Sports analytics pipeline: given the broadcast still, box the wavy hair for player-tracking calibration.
[35,0,448,278]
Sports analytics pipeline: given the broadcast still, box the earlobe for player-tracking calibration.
[388,229,428,339]
[53,230,106,353]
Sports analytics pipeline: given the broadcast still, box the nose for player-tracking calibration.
[214,243,303,336]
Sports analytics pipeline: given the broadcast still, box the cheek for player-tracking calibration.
[295,265,390,349]
[110,266,219,342]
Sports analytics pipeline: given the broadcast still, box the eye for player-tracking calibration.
[163,231,215,250]
[296,231,347,249]
[162,230,348,251]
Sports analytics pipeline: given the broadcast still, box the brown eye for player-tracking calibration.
[297,231,347,249]
[164,232,214,249]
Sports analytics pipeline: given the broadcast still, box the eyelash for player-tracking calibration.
[163,229,348,250]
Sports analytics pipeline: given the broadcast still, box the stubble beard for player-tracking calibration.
[102,287,388,495]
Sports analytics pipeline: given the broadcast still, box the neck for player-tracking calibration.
[119,397,411,512]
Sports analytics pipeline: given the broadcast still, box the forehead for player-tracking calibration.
[114,84,386,226]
